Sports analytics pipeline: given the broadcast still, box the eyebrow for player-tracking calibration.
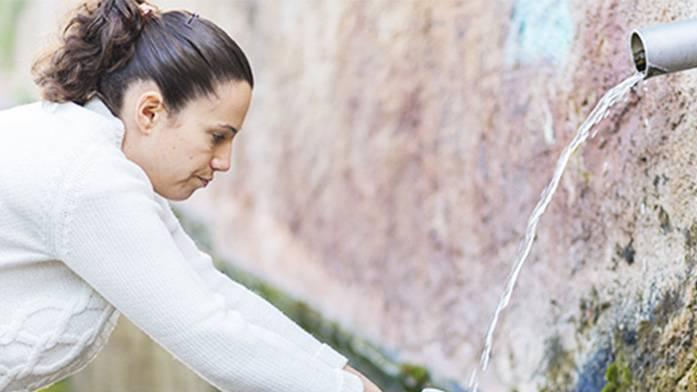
[216,124,239,135]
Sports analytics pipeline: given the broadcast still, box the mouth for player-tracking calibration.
[197,176,211,187]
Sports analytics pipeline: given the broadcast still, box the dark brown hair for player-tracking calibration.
[32,0,254,116]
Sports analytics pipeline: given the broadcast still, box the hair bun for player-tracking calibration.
[32,0,149,104]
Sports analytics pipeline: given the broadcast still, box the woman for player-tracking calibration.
[0,1,381,391]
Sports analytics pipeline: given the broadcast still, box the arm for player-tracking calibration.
[53,148,363,392]
[156,195,350,369]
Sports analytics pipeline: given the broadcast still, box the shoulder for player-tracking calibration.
[52,146,162,257]
[67,146,154,203]
[0,101,42,118]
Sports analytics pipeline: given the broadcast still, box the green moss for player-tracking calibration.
[577,286,611,334]
[601,360,633,392]
[601,283,697,390]
[37,380,70,392]
[399,363,431,389]
[538,221,697,390]
[540,278,697,390]
[219,259,434,390]
[538,335,575,391]
[174,208,451,392]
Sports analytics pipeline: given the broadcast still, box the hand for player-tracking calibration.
[343,364,383,392]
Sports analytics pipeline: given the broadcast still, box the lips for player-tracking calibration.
[197,176,211,187]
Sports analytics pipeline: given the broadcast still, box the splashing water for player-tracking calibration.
[466,72,644,392]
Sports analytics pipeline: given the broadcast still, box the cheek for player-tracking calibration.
[165,138,200,169]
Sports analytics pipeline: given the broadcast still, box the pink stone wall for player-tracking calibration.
[181,1,697,389]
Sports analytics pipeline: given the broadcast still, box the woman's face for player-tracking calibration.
[121,79,252,201]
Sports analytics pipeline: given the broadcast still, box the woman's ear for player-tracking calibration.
[135,91,166,134]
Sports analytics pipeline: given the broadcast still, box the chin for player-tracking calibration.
[156,188,194,202]
[169,194,191,202]
[176,189,197,201]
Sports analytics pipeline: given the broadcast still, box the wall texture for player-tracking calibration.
[181,1,697,390]
[5,0,697,391]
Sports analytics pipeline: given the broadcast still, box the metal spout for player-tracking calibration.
[631,18,697,79]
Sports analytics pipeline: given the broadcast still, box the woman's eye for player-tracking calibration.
[211,133,225,145]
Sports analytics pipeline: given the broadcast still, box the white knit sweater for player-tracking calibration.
[0,97,364,392]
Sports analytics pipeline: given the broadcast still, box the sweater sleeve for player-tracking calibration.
[52,148,364,392]
[155,196,350,369]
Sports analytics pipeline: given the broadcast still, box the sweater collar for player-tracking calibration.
[82,96,126,149]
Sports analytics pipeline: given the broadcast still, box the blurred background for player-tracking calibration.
[4,0,697,391]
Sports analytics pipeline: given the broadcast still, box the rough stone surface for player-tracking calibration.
[5,0,697,391]
[181,1,697,390]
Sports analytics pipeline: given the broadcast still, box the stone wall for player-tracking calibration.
[5,0,697,391]
[181,0,697,390]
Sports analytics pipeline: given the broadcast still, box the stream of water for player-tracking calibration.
[466,72,644,391]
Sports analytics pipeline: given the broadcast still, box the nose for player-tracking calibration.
[210,143,232,172]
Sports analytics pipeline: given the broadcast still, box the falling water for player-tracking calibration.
[466,72,644,391]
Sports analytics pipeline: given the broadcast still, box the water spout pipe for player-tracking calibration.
[631,18,697,79]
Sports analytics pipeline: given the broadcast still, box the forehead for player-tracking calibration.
[185,80,252,127]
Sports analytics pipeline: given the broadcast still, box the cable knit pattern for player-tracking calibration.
[0,98,363,392]
[0,285,119,392]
